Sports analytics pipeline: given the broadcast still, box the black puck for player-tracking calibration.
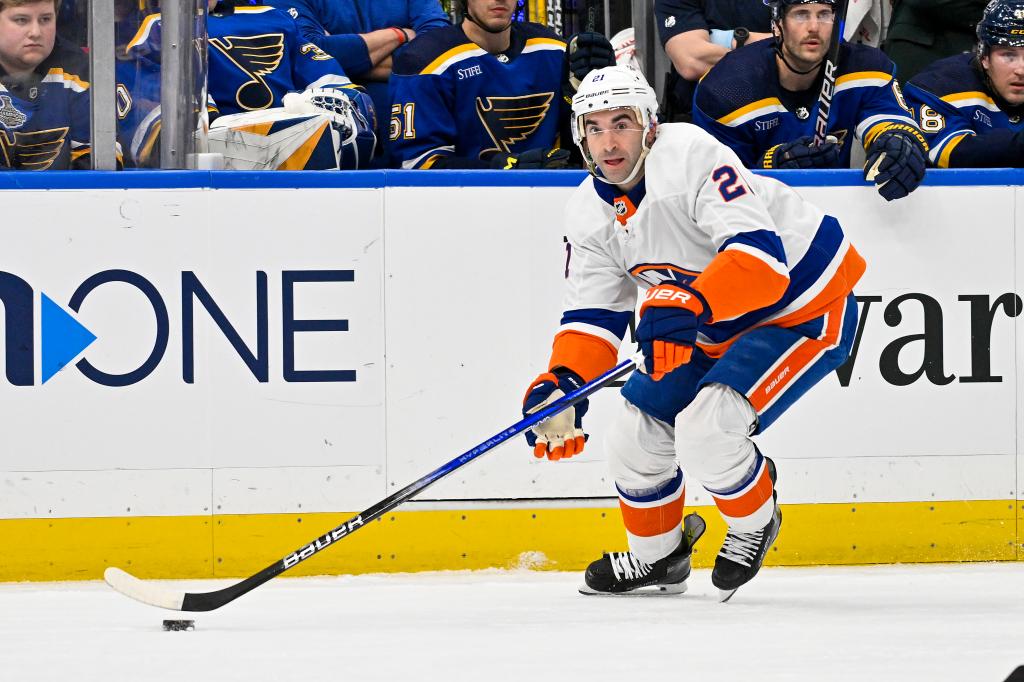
[162,619,195,631]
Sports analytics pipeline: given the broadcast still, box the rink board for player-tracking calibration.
[0,169,1021,580]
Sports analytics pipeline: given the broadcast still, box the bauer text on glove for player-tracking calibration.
[635,284,710,381]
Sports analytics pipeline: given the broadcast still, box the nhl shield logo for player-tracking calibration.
[0,95,27,128]
[795,107,810,120]
[614,199,628,216]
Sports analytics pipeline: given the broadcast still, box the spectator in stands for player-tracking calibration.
[269,0,450,142]
[387,0,613,169]
[0,0,99,169]
[883,0,986,82]
[904,0,1024,168]
[655,0,773,121]
[692,0,928,202]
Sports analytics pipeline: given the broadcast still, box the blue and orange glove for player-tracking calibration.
[635,284,710,381]
[522,368,588,461]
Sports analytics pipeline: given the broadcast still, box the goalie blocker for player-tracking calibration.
[207,87,377,170]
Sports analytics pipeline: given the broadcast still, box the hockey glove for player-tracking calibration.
[863,124,928,202]
[761,135,841,169]
[522,369,588,461]
[635,284,710,381]
[565,31,616,93]
[489,147,573,170]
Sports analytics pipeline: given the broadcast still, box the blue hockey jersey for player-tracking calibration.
[126,6,357,116]
[904,53,1024,168]
[268,0,450,134]
[692,40,920,168]
[0,39,92,170]
[270,0,450,77]
[118,5,375,166]
[387,22,568,169]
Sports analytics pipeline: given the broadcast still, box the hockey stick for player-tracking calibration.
[104,356,639,612]
[812,0,849,146]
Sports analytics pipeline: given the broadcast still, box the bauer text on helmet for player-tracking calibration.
[571,66,658,188]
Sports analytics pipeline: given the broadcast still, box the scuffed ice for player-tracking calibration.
[3,563,1024,682]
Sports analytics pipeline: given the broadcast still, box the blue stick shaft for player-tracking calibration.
[179,356,638,611]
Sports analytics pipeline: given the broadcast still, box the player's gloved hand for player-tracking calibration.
[863,124,928,202]
[566,31,616,92]
[522,368,588,461]
[761,135,841,169]
[489,147,572,170]
[635,283,710,381]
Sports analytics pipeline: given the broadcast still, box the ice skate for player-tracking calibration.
[713,456,781,602]
[579,513,705,596]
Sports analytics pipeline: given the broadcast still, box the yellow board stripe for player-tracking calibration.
[0,500,1017,582]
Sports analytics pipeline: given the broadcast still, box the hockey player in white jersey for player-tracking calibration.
[521,66,866,600]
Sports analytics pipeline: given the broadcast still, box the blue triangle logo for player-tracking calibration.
[41,293,97,384]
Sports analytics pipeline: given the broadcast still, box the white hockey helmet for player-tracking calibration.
[571,65,659,185]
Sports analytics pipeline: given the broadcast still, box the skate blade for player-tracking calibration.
[579,581,687,597]
[718,587,739,603]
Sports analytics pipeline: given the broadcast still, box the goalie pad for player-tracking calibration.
[208,88,376,170]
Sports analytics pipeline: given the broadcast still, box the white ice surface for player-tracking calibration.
[4,563,1024,682]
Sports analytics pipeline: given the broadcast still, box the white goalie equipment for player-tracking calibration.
[206,88,376,170]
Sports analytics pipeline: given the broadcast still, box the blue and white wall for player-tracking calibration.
[0,169,1020,580]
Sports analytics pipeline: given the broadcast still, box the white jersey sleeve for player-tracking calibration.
[546,184,635,380]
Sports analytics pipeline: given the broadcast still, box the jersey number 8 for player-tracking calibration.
[918,105,945,133]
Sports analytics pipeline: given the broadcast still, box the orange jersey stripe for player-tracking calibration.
[696,244,864,358]
[712,466,774,519]
[768,244,865,329]
[549,330,618,382]
[691,249,790,323]
[618,495,684,538]
[629,263,701,279]
[748,297,845,412]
